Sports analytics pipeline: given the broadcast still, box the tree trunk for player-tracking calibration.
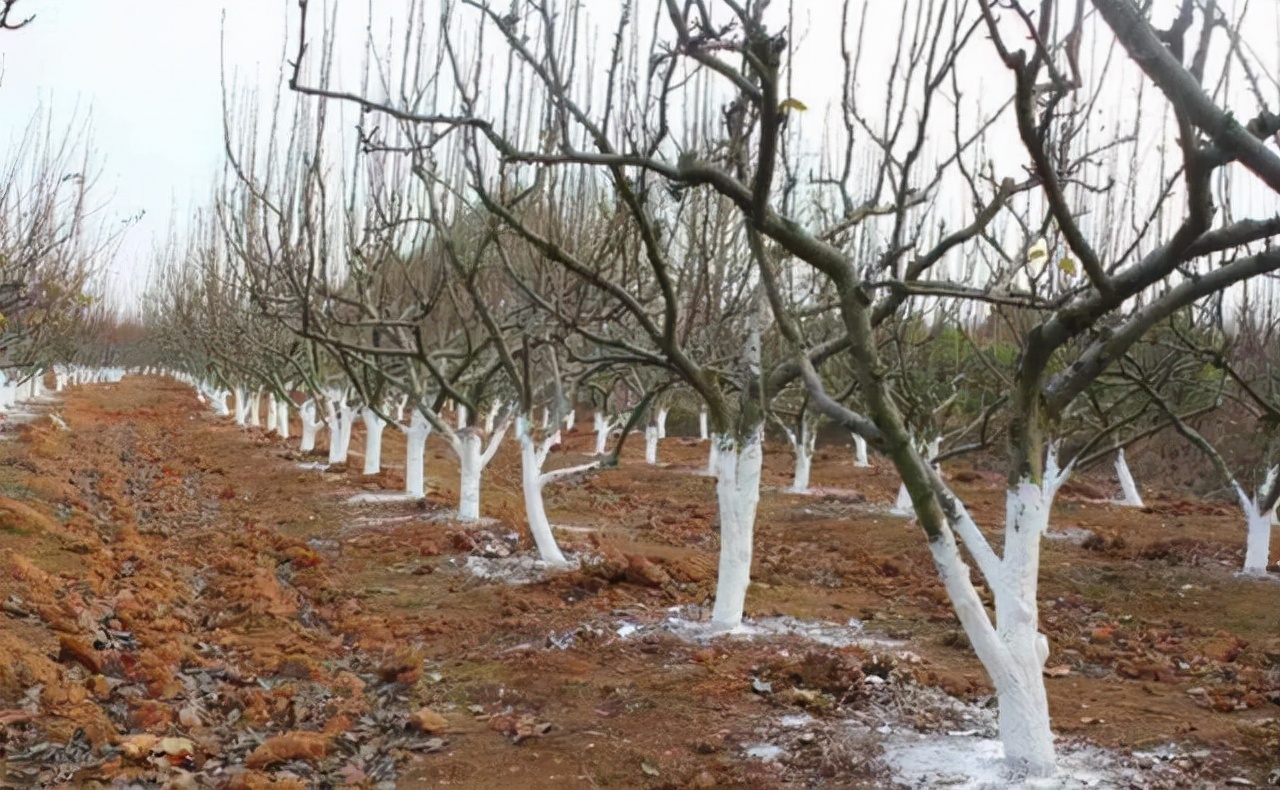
[784,424,815,494]
[457,430,484,521]
[852,432,870,467]
[1238,467,1279,573]
[265,393,278,432]
[892,482,913,515]
[705,435,720,476]
[929,481,1057,777]
[518,420,569,565]
[299,401,322,453]
[403,412,431,498]
[656,407,669,439]
[699,409,708,441]
[1114,448,1144,507]
[644,425,659,464]
[711,430,764,627]
[275,398,291,439]
[247,389,262,427]
[593,412,610,455]
[233,386,248,426]
[361,408,386,475]
[991,481,1056,775]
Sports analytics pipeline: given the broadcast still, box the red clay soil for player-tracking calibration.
[0,377,1275,788]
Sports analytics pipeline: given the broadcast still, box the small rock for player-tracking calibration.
[178,706,203,729]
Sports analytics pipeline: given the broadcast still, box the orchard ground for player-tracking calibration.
[0,377,1276,788]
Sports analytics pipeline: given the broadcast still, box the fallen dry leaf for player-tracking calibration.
[408,707,449,734]
[245,731,331,769]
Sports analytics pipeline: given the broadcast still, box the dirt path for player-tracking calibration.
[0,378,1275,787]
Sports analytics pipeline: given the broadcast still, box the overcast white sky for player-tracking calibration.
[0,0,293,302]
[0,0,1275,308]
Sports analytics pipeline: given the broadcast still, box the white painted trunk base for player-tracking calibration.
[265,394,278,432]
[892,483,913,515]
[593,412,611,456]
[403,414,431,498]
[790,447,813,493]
[853,433,870,467]
[784,424,816,494]
[644,426,659,464]
[705,436,721,476]
[361,408,386,475]
[656,408,669,439]
[928,461,1067,777]
[699,409,708,441]
[518,422,569,565]
[457,431,484,521]
[275,400,291,439]
[1237,466,1279,574]
[247,390,261,427]
[1114,449,1144,507]
[233,387,248,427]
[299,401,322,452]
[711,432,764,627]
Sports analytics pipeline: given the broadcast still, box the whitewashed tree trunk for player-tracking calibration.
[484,401,499,433]
[1114,448,1144,507]
[401,411,432,498]
[325,399,347,464]
[361,408,386,475]
[699,409,709,441]
[541,406,550,429]
[299,400,323,453]
[711,430,764,627]
[563,408,575,432]
[929,449,1070,777]
[892,482,913,515]
[337,401,356,459]
[852,432,870,467]
[656,407,669,439]
[265,393,278,432]
[593,412,612,455]
[783,423,816,494]
[705,435,721,476]
[517,416,569,565]
[246,389,262,427]
[233,386,249,427]
[450,417,512,521]
[211,389,230,417]
[456,403,468,430]
[644,425,659,464]
[322,393,356,464]
[1236,466,1278,574]
[275,398,291,439]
